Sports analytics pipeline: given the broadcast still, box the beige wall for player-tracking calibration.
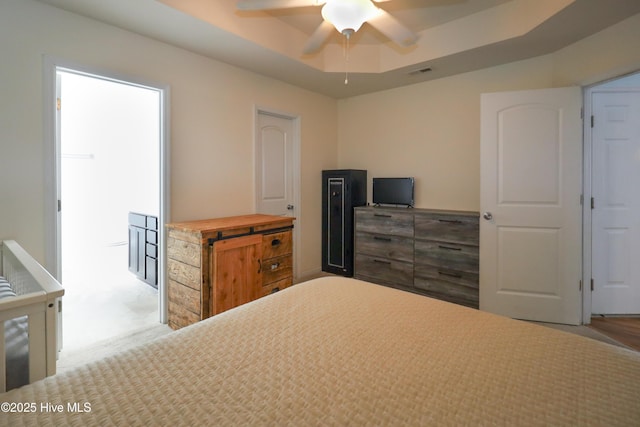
[0,0,338,277]
[552,12,640,88]
[337,56,556,211]
[337,13,640,212]
[2,0,640,279]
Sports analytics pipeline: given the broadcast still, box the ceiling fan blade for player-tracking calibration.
[367,10,418,47]
[303,20,335,54]
[237,0,324,11]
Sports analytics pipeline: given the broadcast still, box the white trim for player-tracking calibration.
[42,56,58,278]
[582,85,594,325]
[42,55,170,324]
[253,106,302,280]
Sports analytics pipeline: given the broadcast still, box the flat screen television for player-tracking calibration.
[373,177,414,207]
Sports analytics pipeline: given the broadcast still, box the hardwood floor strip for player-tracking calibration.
[588,317,640,352]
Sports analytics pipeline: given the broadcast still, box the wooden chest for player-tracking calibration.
[166,214,294,329]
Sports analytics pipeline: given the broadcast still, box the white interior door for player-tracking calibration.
[255,111,296,217]
[591,90,640,315]
[480,87,583,325]
[255,109,299,278]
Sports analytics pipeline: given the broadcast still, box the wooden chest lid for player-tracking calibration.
[166,214,294,235]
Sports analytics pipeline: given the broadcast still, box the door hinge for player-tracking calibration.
[580,194,583,205]
[579,279,582,291]
[58,199,61,212]
[591,115,594,128]
[57,97,61,111]
[591,197,595,210]
[591,278,594,291]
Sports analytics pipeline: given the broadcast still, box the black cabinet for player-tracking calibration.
[128,212,158,288]
[322,169,367,276]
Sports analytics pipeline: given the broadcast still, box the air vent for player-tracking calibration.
[408,67,432,76]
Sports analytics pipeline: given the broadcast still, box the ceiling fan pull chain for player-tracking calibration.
[343,30,351,85]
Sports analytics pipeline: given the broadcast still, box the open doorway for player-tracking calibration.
[56,70,163,352]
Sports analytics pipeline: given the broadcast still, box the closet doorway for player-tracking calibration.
[53,67,167,352]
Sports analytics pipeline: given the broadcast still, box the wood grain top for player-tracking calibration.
[355,205,479,217]
[166,214,294,234]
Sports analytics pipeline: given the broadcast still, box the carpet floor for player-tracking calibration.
[57,323,173,374]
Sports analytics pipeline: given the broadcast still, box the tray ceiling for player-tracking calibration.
[36,0,640,98]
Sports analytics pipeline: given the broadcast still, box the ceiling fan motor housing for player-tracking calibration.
[321,0,381,34]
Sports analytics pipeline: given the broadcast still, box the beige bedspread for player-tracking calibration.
[2,277,640,426]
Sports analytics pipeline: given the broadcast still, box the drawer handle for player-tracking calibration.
[374,214,392,218]
[373,236,392,242]
[270,262,280,270]
[271,238,281,247]
[438,270,462,279]
[439,245,461,251]
[271,287,280,294]
[438,219,462,224]
[373,259,391,265]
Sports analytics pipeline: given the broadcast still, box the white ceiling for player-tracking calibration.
[36,0,640,98]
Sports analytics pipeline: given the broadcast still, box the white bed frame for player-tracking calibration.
[0,240,64,393]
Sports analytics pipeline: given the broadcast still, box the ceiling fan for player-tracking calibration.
[236,0,419,54]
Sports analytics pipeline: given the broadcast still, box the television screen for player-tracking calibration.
[373,177,414,207]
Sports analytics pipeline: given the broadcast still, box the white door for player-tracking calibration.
[591,90,640,314]
[255,111,296,217]
[480,87,583,325]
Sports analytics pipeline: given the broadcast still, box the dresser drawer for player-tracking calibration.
[415,240,479,273]
[414,264,478,290]
[260,277,292,297]
[355,253,413,287]
[262,254,292,285]
[355,232,413,263]
[414,275,479,308]
[355,209,414,237]
[262,230,292,259]
[415,214,479,245]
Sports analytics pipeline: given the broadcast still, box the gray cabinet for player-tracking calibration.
[128,212,158,288]
[354,206,479,308]
[413,211,479,308]
[353,208,414,287]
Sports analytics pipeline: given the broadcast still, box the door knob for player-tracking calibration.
[286,204,294,210]
[483,212,493,220]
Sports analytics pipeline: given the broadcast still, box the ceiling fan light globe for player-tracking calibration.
[321,0,381,34]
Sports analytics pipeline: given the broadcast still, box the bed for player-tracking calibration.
[2,276,639,425]
[0,240,64,393]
